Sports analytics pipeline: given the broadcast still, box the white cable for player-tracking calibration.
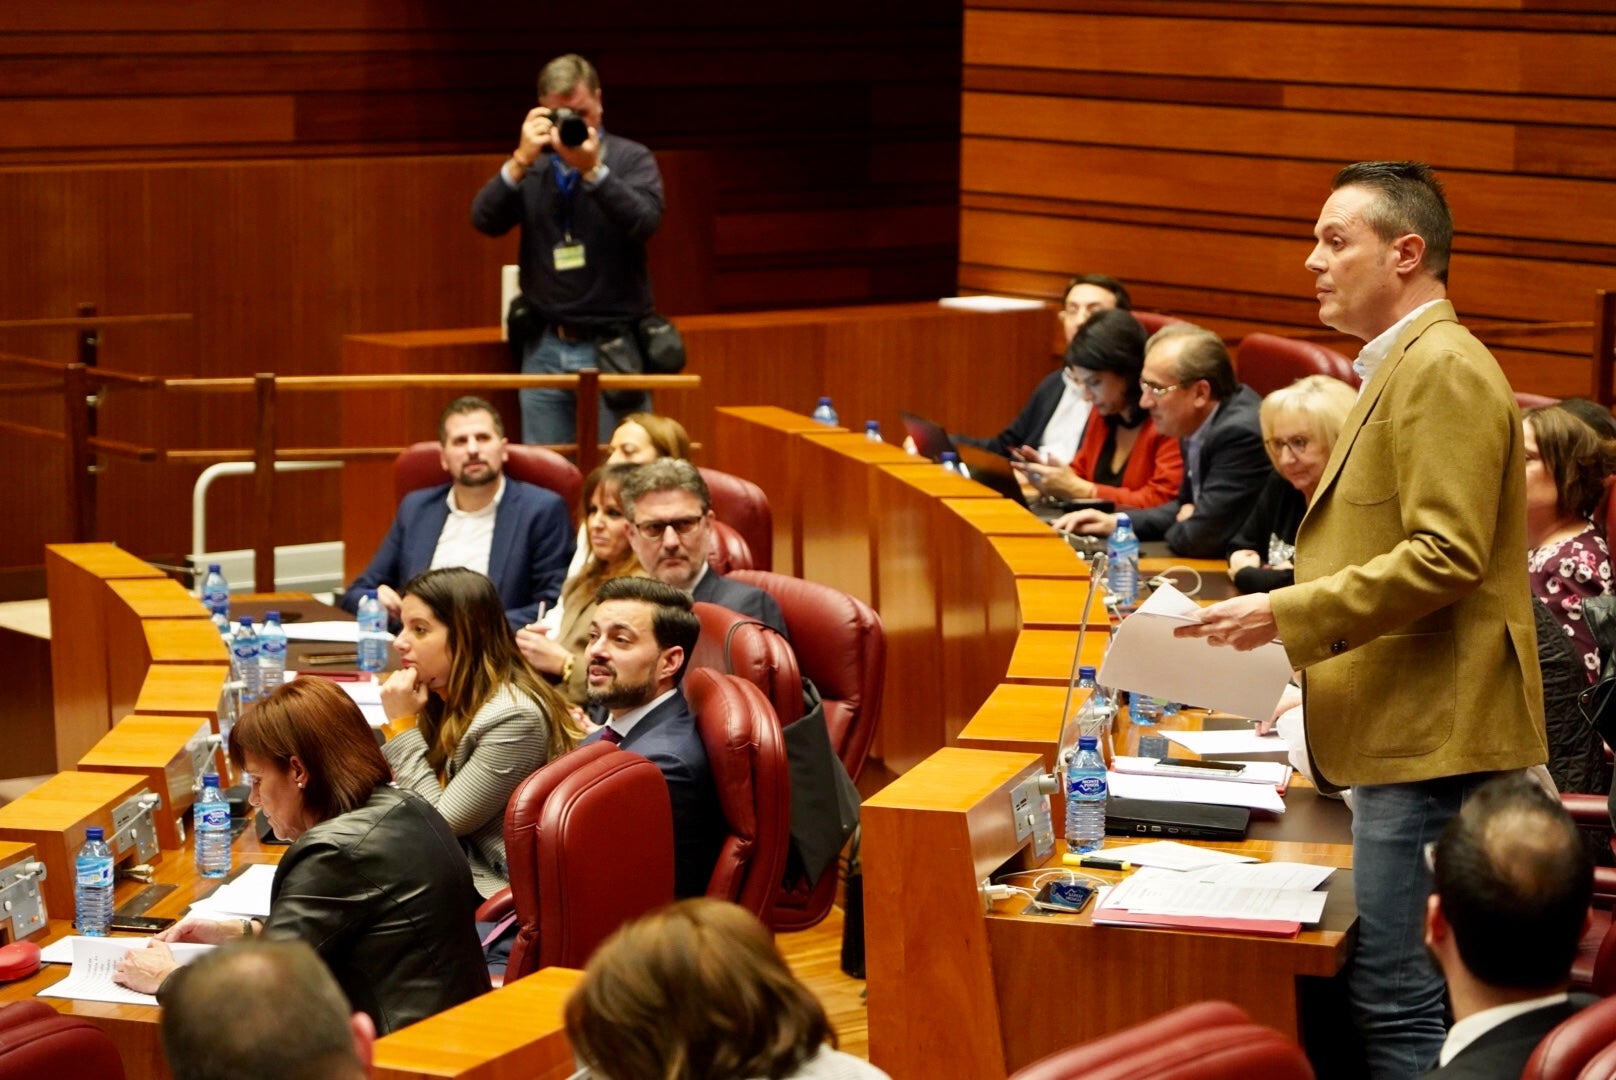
[1146,564,1203,598]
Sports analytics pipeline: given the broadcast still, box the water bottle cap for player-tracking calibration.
[265,611,280,622]
[85,827,104,841]
[238,616,253,626]
[203,773,220,787]
[941,451,959,462]
[1114,513,1131,525]
[865,420,879,429]
[818,396,832,405]
[1078,665,1096,680]
[207,563,221,573]
[1077,735,1099,750]
[364,589,378,599]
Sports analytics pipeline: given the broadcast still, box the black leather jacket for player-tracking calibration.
[262,785,490,1033]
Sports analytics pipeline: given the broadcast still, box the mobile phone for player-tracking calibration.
[110,914,176,934]
[1152,757,1246,775]
[1032,880,1094,914]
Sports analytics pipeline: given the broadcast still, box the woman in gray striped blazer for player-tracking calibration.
[379,566,581,899]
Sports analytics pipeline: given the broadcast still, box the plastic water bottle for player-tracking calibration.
[231,618,262,703]
[357,589,389,675]
[1131,692,1163,724]
[1065,735,1108,853]
[1106,513,1139,610]
[865,420,882,443]
[202,563,231,641]
[74,827,114,936]
[812,396,839,426]
[940,451,971,478]
[258,611,287,693]
[1074,666,1114,735]
[194,773,232,879]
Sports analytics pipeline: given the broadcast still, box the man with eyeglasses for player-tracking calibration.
[619,458,788,637]
[1055,323,1271,558]
[1178,162,1546,1079]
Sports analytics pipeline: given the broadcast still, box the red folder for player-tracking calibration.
[1091,908,1301,938]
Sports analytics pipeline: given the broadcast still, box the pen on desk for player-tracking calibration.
[304,652,359,666]
[1062,854,1133,871]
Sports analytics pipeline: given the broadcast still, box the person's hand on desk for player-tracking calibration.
[112,939,179,994]
[1053,508,1117,537]
[376,584,404,621]
[514,624,571,677]
[379,668,429,721]
[1173,593,1278,652]
[155,916,252,946]
[1227,549,1262,580]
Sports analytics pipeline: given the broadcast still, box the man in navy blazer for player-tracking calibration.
[620,458,789,638]
[339,397,573,631]
[1056,324,1272,558]
[580,576,723,898]
[1420,775,1592,1078]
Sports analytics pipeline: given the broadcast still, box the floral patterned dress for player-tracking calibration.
[1528,521,1613,681]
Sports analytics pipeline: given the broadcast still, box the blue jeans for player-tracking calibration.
[1348,774,1495,1079]
[519,329,651,447]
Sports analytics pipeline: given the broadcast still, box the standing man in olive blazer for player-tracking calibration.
[1179,162,1547,1080]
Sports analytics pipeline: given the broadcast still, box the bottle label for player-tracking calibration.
[198,806,231,831]
[1069,775,1107,798]
[76,855,112,888]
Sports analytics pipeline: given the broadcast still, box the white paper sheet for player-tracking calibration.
[1106,770,1287,813]
[1098,582,1293,720]
[183,863,277,920]
[282,621,360,644]
[292,675,387,727]
[1111,756,1291,788]
[40,935,216,966]
[1163,728,1290,756]
[36,937,214,1005]
[1106,841,1257,871]
[1105,877,1328,923]
[1188,862,1335,891]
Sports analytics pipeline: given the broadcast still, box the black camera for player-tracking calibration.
[551,108,589,148]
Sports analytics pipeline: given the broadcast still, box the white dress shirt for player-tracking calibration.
[429,475,505,578]
[1437,992,1569,1067]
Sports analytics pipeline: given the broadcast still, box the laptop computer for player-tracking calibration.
[899,411,1112,522]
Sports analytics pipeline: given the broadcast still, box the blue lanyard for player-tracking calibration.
[551,156,582,241]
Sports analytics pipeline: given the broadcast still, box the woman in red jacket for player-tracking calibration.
[1015,308,1183,510]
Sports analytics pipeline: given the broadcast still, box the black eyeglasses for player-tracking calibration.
[632,516,705,541]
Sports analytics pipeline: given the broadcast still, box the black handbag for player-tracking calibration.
[1578,594,1616,747]
[593,326,647,411]
[635,313,687,375]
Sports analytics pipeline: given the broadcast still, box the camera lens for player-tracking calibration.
[553,108,588,148]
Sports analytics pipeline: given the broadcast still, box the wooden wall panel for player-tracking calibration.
[0,3,962,587]
[959,3,1616,397]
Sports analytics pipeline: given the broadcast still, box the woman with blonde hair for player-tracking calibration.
[379,566,581,899]
[565,898,889,1080]
[1226,374,1357,593]
[516,463,646,703]
[607,411,690,464]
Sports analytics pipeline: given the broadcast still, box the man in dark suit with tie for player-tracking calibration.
[339,396,573,630]
[581,576,723,898]
[620,457,789,637]
[1420,774,1593,1078]
[1055,323,1271,557]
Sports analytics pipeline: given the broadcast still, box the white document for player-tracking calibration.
[37,937,214,1005]
[1107,878,1328,924]
[1187,861,1335,891]
[282,621,360,644]
[1111,756,1291,788]
[1164,728,1290,756]
[937,295,1047,312]
[1107,770,1287,813]
[292,675,387,727]
[184,863,277,920]
[1108,840,1257,872]
[1098,582,1293,721]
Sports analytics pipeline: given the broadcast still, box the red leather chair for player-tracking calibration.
[1234,333,1358,397]
[1562,793,1616,993]
[700,467,773,572]
[484,741,676,982]
[1008,1000,1313,1080]
[689,601,803,728]
[1132,311,1185,336]
[729,570,886,932]
[708,520,757,575]
[392,441,584,519]
[1523,994,1616,1080]
[1518,391,1562,410]
[0,1000,125,1080]
[684,667,793,921]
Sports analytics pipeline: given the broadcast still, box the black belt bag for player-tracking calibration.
[594,314,686,410]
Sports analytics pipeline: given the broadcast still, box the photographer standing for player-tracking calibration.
[473,53,664,446]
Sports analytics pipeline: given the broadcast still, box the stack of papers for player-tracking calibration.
[1107,770,1287,813]
[1112,756,1292,789]
[184,863,276,920]
[1162,729,1290,757]
[37,937,215,1006]
[1093,863,1334,937]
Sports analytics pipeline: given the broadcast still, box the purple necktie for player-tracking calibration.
[600,726,622,745]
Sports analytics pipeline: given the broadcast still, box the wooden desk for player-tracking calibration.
[373,968,581,1080]
[712,406,843,577]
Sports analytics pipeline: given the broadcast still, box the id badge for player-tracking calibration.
[553,242,586,271]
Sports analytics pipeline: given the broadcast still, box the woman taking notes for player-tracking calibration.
[380,566,581,898]
[112,678,490,1033]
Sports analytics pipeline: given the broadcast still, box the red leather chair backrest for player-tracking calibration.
[0,999,125,1080]
[1517,392,1562,410]
[392,441,585,520]
[729,570,885,781]
[1522,995,1616,1080]
[1234,333,1358,397]
[1008,1001,1313,1080]
[684,668,792,920]
[500,741,675,980]
[689,602,803,726]
[700,468,773,572]
[707,520,756,575]
[1131,311,1185,336]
